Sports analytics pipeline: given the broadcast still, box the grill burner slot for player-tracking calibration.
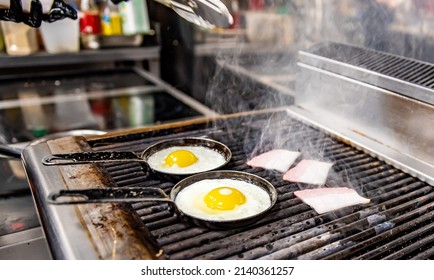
[88,111,434,259]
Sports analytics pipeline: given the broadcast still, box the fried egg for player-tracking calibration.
[147,146,227,174]
[175,178,271,221]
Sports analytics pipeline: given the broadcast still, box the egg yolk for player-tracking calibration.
[164,150,198,167]
[204,187,246,210]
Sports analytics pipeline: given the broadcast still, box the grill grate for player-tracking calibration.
[309,42,434,89]
[300,42,434,107]
[89,111,434,259]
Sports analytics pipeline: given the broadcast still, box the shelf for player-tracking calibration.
[0,46,160,68]
[194,41,293,56]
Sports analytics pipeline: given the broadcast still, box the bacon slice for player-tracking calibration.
[283,159,333,185]
[294,187,370,214]
[247,149,301,172]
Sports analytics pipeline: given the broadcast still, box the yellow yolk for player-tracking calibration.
[204,186,246,210]
[164,149,198,167]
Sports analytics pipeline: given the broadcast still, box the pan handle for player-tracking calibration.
[42,151,144,165]
[0,144,23,159]
[47,187,173,205]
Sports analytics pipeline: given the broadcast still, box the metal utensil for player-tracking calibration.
[154,0,233,29]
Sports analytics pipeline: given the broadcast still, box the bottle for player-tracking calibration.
[101,0,123,35]
[119,0,150,35]
[229,0,240,29]
[18,89,49,137]
[0,25,4,52]
[249,0,264,10]
[128,94,154,127]
[80,0,101,34]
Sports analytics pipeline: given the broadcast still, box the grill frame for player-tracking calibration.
[297,43,434,185]
[299,42,434,106]
[299,42,434,105]
[23,109,434,260]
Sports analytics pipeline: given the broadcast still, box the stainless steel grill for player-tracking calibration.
[89,112,433,260]
[22,43,434,259]
[299,42,434,105]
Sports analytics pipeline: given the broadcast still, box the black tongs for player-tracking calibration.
[155,0,233,29]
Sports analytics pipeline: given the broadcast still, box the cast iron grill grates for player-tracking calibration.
[89,111,434,259]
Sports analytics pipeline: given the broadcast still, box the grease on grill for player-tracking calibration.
[90,112,433,260]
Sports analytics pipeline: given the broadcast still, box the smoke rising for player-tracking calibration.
[200,0,431,192]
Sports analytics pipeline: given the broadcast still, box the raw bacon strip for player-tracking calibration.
[283,159,333,185]
[294,187,370,214]
[247,149,301,173]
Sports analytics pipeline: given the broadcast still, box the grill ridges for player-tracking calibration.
[310,42,434,91]
[257,184,432,260]
[90,112,434,259]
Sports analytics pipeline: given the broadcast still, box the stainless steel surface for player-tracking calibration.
[295,43,434,185]
[0,227,51,260]
[299,42,434,106]
[285,107,434,186]
[81,34,148,49]
[22,144,100,259]
[0,130,106,159]
[134,67,219,117]
[0,47,160,69]
[30,130,107,146]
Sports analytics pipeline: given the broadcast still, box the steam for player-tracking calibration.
[201,0,427,192]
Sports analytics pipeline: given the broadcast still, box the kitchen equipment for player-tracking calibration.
[47,171,277,230]
[42,137,232,181]
[0,130,106,159]
[154,0,233,29]
[21,44,434,260]
[0,129,106,182]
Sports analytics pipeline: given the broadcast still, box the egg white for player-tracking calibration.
[175,178,272,221]
[147,146,227,174]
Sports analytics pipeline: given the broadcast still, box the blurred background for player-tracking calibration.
[1,0,433,259]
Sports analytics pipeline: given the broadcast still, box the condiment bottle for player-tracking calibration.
[0,25,4,52]
[119,0,150,35]
[80,0,101,34]
[101,0,123,35]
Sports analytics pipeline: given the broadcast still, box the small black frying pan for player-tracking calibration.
[47,170,277,230]
[42,137,232,181]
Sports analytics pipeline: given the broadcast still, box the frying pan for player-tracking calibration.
[42,137,232,181]
[47,170,277,230]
